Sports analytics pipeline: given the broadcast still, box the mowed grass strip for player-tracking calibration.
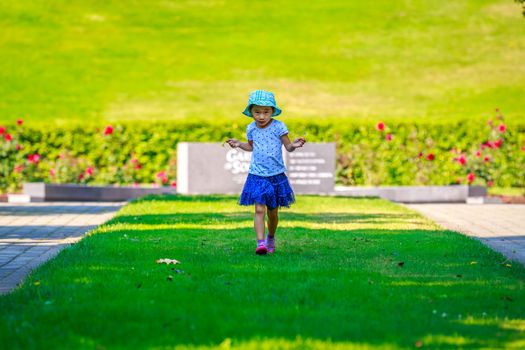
[0,195,524,349]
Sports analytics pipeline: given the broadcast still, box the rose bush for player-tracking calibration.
[0,115,524,193]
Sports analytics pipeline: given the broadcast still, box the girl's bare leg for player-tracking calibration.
[267,207,279,237]
[254,204,266,241]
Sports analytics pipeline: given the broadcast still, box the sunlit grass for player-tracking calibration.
[162,337,399,350]
[0,0,524,125]
[0,195,524,349]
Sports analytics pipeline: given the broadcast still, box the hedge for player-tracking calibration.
[1,118,524,194]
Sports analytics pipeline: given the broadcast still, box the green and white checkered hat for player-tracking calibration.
[242,90,282,117]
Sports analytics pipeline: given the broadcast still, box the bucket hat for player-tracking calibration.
[242,90,282,117]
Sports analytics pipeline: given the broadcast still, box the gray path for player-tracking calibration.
[0,202,126,295]
[406,204,525,265]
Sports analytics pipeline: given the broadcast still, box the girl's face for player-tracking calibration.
[251,105,273,127]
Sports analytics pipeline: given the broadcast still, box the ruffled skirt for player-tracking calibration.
[239,173,295,209]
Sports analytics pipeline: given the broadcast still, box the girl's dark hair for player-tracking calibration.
[249,104,275,113]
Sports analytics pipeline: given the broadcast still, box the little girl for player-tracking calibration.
[226,90,306,255]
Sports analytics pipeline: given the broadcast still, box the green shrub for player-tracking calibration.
[1,117,524,194]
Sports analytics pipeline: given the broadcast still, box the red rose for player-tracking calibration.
[0,126,5,134]
[131,158,141,170]
[28,154,40,163]
[85,166,94,176]
[426,153,435,161]
[49,169,56,177]
[376,122,385,131]
[385,133,392,141]
[475,151,481,157]
[494,139,503,148]
[483,156,490,162]
[481,141,492,150]
[487,180,494,187]
[78,173,85,181]
[467,173,475,183]
[16,119,23,126]
[170,181,177,187]
[103,125,113,135]
[498,124,506,133]
[458,155,466,166]
[4,134,12,142]
[16,144,21,151]
[156,171,168,184]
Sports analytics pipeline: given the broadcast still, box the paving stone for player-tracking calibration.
[1,248,29,255]
[24,246,51,253]
[407,204,525,266]
[0,268,19,279]
[0,201,125,294]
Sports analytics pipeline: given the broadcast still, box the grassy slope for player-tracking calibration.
[0,195,524,349]
[0,0,524,126]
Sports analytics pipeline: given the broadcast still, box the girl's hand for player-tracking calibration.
[292,137,306,149]
[225,138,241,148]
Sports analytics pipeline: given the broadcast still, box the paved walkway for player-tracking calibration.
[406,204,525,266]
[0,202,126,295]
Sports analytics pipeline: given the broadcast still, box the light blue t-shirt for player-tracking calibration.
[247,119,288,176]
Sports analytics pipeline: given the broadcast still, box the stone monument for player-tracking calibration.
[177,142,335,194]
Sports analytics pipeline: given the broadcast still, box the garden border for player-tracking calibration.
[21,182,176,202]
[14,182,489,203]
[333,185,487,203]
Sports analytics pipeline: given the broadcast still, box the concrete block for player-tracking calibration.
[23,183,176,202]
[7,194,31,203]
[334,185,489,203]
[466,196,503,204]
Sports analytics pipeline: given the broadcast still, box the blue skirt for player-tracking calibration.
[239,173,295,210]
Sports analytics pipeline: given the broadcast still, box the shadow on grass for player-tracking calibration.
[132,194,238,203]
[133,193,390,204]
[111,212,419,226]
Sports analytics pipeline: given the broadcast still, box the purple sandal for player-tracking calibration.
[255,242,267,255]
[265,235,275,254]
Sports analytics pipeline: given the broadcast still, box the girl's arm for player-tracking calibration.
[226,138,253,151]
[281,134,306,152]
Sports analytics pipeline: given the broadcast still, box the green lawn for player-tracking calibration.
[1,195,524,349]
[0,0,524,125]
